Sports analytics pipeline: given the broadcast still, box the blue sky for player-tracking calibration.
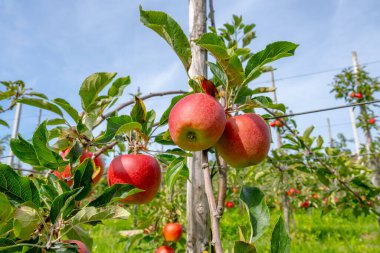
[1,0,380,161]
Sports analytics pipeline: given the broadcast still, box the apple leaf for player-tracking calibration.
[73,159,94,201]
[165,157,189,191]
[27,91,48,99]
[108,76,131,97]
[271,217,291,253]
[62,225,93,251]
[53,98,80,122]
[50,188,82,224]
[159,94,188,125]
[131,96,147,123]
[0,164,41,207]
[208,62,227,87]
[240,186,270,242]
[13,204,40,240]
[0,192,13,226]
[10,135,40,166]
[71,206,130,226]
[115,122,143,136]
[17,98,63,117]
[140,7,192,71]
[46,118,66,126]
[194,33,244,87]
[244,41,298,84]
[234,241,257,253]
[0,119,9,128]
[79,72,117,111]
[94,115,132,144]
[0,238,21,252]
[155,129,175,146]
[89,184,142,207]
[200,76,218,97]
[32,121,69,170]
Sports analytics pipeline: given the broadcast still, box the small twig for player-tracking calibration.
[92,141,118,159]
[208,0,216,28]
[202,150,223,253]
[93,90,187,128]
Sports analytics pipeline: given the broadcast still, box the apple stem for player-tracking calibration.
[201,150,224,253]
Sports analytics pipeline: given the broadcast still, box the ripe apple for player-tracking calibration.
[168,93,226,151]
[269,121,276,127]
[349,92,356,98]
[108,154,161,204]
[63,240,90,253]
[216,113,270,168]
[355,93,363,99]
[275,120,284,127]
[287,188,296,197]
[225,201,235,208]
[163,223,183,242]
[300,201,310,208]
[368,118,376,124]
[53,152,104,186]
[156,246,175,253]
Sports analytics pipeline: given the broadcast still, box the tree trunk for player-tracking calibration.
[186,0,210,252]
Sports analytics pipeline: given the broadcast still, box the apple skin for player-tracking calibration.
[368,118,376,124]
[156,246,175,253]
[63,240,90,253]
[168,93,226,151]
[53,152,104,186]
[163,223,183,242]
[215,114,271,168]
[107,154,161,204]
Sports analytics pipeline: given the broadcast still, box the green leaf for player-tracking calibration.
[165,157,189,191]
[208,62,227,86]
[155,130,175,145]
[73,159,94,201]
[18,98,63,117]
[62,225,93,251]
[94,115,132,144]
[245,41,298,84]
[131,96,147,123]
[46,118,66,126]
[250,96,286,113]
[0,192,13,226]
[143,109,156,134]
[53,98,80,122]
[0,238,21,252]
[303,126,314,139]
[89,184,142,207]
[50,188,82,224]
[107,76,131,97]
[140,7,191,70]
[10,135,40,166]
[32,121,69,170]
[79,72,117,111]
[0,119,9,128]
[13,204,40,240]
[240,186,270,242]
[159,94,188,125]
[71,206,130,226]
[195,33,244,87]
[0,164,41,206]
[234,241,257,253]
[27,91,48,99]
[271,217,291,253]
[115,122,142,136]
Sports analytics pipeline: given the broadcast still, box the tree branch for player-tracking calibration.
[94,90,187,128]
[202,150,223,253]
[215,152,227,218]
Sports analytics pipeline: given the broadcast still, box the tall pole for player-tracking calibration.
[38,109,42,125]
[7,103,22,166]
[186,0,210,252]
[327,118,333,147]
[270,69,290,233]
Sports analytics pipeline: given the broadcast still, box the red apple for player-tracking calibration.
[275,120,284,127]
[350,92,356,98]
[163,223,183,242]
[156,246,175,253]
[301,201,310,208]
[53,152,104,186]
[355,93,363,99]
[287,188,296,197]
[368,118,376,124]
[168,93,226,151]
[63,240,90,253]
[216,114,270,168]
[225,201,235,208]
[269,121,276,127]
[108,154,161,204]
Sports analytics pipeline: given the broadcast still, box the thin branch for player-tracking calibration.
[92,140,118,159]
[215,152,227,218]
[94,90,187,128]
[202,150,223,253]
[208,0,216,28]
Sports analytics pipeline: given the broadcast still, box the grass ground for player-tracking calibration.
[90,208,380,252]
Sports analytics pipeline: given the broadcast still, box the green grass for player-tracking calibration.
[89,208,380,252]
